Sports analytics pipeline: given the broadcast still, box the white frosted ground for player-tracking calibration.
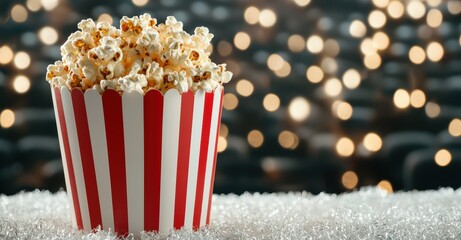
[1,188,461,239]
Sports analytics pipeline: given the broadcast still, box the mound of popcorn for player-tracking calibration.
[46,14,232,94]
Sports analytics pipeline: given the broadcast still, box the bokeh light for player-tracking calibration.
[293,0,311,7]
[97,13,114,24]
[368,10,387,29]
[217,136,227,152]
[387,1,405,19]
[287,34,305,53]
[448,119,461,137]
[11,5,28,23]
[288,97,311,122]
[274,61,291,78]
[393,89,410,109]
[306,35,324,54]
[333,101,353,120]
[223,93,239,110]
[426,9,443,28]
[372,31,390,50]
[263,93,280,112]
[363,133,383,152]
[12,75,31,94]
[132,0,148,7]
[40,0,59,11]
[234,32,251,50]
[363,53,382,70]
[324,78,342,97]
[360,38,377,55]
[0,109,15,128]
[244,6,260,25]
[447,0,461,14]
[409,46,426,64]
[372,0,390,8]
[220,124,229,138]
[434,149,452,167]
[267,54,284,71]
[26,0,41,12]
[342,171,358,189]
[306,65,324,83]
[377,180,393,193]
[38,27,59,45]
[278,130,299,149]
[259,9,277,27]
[426,42,444,62]
[410,89,426,108]
[13,51,31,70]
[336,137,355,157]
[349,20,367,38]
[342,69,361,89]
[0,46,14,65]
[324,39,340,57]
[217,41,232,57]
[425,102,441,118]
[236,79,254,97]
[248,130,264,148]
[407,0,426,19]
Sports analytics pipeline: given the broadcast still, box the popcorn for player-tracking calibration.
[46,14,232,94]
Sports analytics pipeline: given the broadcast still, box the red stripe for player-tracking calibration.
[71,89,102,230]
[173,91,194,229]
[206,89,224,225]
[54,88,83,229]
[193,92,214,229]
[144,90,163,231]
[102,90,128,235]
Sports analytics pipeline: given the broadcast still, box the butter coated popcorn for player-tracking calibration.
[46,14,232,94]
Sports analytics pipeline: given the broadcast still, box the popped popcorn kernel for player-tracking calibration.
[46,14,232,94]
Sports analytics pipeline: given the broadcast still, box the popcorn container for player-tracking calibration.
[51,86,223,235]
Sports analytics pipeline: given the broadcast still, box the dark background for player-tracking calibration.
[1,0,461,195]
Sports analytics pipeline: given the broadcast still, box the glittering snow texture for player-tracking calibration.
[1,188,461,239]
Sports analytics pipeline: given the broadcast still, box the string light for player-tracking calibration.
[342,171,358,189]
[223,93,239,110]
[217,136,227,152]
[368,10,387,29]
[26,0,41,12]
[336,137,355,157]
[426,9,443,28]
[0,109,15,128]
[236,79,254,97]
[0,46,14,65]
[377,180,393,193]
[410,89,426,108]
[259,9,277,27]
[409,46,426,64]
[426,42,444,62]
[278,130,299,149]
[287,34,305,53]
[393,89,410,109]
[448,119,461,137]
[244,6,260,25]
[306,35,324,54]
[407,0,426,19]
[132,0,148,7]
[349,20,367,38]
[38,26,59,45]
[248,130,264,148]
[324,78,342,97]
[11,4,28,23]
[363,133,382,152]
[342,69,361,89]
[40,0,59,11]
[263,93,280,112]
[12,75,31,94]
[387,1,405,19]
[425,102,441,118]
[288,97,311,122]
[434,149,452,167]
[306,65,324,83]
[234,32,251,50]
[13,51,31,70]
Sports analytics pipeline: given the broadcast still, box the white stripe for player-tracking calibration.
[51,87,77,227]
[159,90,182,233]
[200,88,222,225]
[122,92,144,235]
[61,89,91,231]
[84,90,114,230]
[184,90,205,229]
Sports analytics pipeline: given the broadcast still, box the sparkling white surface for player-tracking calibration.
[1,188,461,239]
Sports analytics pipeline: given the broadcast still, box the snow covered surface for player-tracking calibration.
[1,188,461,239]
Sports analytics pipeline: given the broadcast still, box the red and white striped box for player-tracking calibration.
[51,86,223,235]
